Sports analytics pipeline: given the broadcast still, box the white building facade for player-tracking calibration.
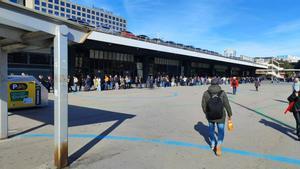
[224,49,236,58]
[240,55,254,62]
[7,0,127,32]
[254,55,300,64]
[276,55,300,63]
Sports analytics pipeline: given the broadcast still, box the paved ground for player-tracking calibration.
[0,82,299,169]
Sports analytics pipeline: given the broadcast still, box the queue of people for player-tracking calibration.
[36,73,261,93]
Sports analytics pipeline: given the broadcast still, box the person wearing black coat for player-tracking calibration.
[84,75,92,91]
[288,91,300,141]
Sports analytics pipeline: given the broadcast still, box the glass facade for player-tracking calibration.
[190,62,210,76]
[8,53,52,65]
[153,57,180,76]
[87,50,135,76]
[7,52,53,77]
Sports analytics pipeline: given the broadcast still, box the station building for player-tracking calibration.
[68,40,259,79]
[8,37,266,80]
[4,0,266,80]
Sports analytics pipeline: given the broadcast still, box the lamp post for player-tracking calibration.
[271,58,274,83]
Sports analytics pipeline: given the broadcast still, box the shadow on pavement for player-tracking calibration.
[9,100,136,164]
[69,119,126,164]
[10,100,135,129]
[274,99,288,104]
[229,99,294,130]
[194,122,210,146]
[9,123,48,138]
[259,119,298,141]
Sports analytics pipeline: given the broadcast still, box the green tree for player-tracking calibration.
[277,60,294,78]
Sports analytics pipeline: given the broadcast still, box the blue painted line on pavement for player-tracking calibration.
[18,133,300,166]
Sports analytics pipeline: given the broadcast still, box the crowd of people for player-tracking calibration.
[59,74,259,92]
[36,73,261,93]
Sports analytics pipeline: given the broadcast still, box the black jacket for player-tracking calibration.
[288,92,300,113]
[202,85,233,123]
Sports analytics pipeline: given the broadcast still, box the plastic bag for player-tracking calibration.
[228,119,234,131]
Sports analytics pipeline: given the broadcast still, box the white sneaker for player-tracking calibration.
[210,144,215,150]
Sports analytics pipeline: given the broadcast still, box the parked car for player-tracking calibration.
[176,43,184,48]
[165,41,175,44]
[67,18,77,23]
[78,20,91,27]
[203,49,209,53]
[100,24,111,30]
[165,41,176,46]
[195,48,203,52]
[152,38,164,43]
[112,31,121,36]
[95,24,115,34]
[185,45,195,50]
[121,31,137,39]
[137,35,150,41]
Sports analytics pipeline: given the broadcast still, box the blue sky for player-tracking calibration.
[76,0,300,57]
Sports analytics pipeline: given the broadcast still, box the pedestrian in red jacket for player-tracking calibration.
[230,77,239,95]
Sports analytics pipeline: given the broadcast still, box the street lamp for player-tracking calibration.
[271,58,274,83]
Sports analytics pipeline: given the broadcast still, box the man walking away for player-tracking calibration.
[46,76,53,93]
[254,78,260,91]
[67,75,74,92]
[202,78,233,156]
[231,77,239,95]
[73,75,78,92]
[84,75,92,91]
[78,74,83,91]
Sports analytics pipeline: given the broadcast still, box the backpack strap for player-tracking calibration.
[207,91,213,98]
[217,90,224,97]
[208,90,223,98]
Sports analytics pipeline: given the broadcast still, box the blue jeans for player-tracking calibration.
[209,122,225,147]
[233,87,237,95]
[74,84,78,92]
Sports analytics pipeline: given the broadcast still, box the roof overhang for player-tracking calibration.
[0,1,90,53]
[88,31,268,69]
